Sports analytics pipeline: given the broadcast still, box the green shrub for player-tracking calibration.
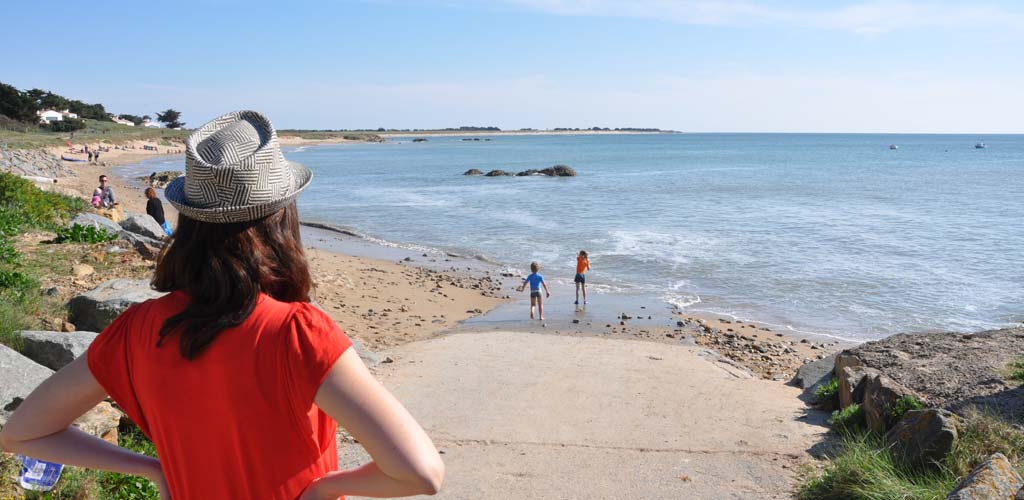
[815,377,839,406]
[48,117,87,132]
[55,223,118,244]
[0,172,89,231]
[0,237,17,264]
[889,395,925,423]
[0,269,34,291]
[1009,359,1024,382]
[830,404,867,435]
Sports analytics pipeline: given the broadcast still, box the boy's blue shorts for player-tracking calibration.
[574,273,586,284]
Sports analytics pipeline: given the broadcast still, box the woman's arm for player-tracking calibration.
[0,356,167,494]
[302,348,444,499]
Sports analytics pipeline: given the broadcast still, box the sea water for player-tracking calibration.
[123,133,1024,341]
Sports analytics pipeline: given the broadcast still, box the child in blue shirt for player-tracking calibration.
[517,261,551,320]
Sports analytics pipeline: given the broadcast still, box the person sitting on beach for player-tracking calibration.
[0,111,445,500]
[95,175,116,208]
[574,250,591,305]
[517,261,550,320]
[144,187,172,236]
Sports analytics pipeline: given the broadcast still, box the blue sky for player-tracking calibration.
[3,0,1023,132]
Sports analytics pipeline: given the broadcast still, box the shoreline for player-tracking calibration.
[88,154,850,379]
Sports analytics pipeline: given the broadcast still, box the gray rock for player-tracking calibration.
[463,169,483,176]
[794,353,836,401]
[862,372,918,433]
[539,165,576,176]
[120,213,166,240]
[118,230,164,259]
[845,328,1024,421]
[69,213,121,234]
[1016,486,1023,500]
[484,170,513,177]
[18,331,99,371]
[885,409,959,467]
[67,279,165,332]
[0,344,53,426]
[947,453,1023,500]
[0,148,76,178]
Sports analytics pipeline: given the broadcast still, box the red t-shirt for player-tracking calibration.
[87,291,352,499]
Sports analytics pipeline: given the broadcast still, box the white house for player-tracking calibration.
[142,119,162,128]
[112,117,135,126]
[61,110,78,119]
[37,110,63,124]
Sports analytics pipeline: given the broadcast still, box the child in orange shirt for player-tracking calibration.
[574,250,590,305]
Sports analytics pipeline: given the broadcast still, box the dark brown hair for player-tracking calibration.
[152,202,310,360]
[530,262,540,273]
[144,187,157,199]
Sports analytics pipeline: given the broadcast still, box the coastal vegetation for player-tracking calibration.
[802,408,1024,500]
[0,172,163,498]
[1010,359,1024,382]
[0,81,188,149]
[0,173,89,349]
[814,377,839,408]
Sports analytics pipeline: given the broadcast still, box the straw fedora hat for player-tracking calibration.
[165,110,312,223]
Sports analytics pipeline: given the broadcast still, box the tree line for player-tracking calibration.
[0,81,184,132]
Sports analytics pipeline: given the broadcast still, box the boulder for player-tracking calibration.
[463,169,483,176]
[484,170,513,177]
[74,402,122,445]
[67,279,166,332]
[18,331,99,371]
[539,164,576,176]
[118,230,164,259]
[839,365,878,409]
[138,170,182,189]
[794,353,836,394]
[0,345,53,426]
[68,212,121,234]
[946,453,1023,500]
[885,409,959,467]
[516,169,540,176]
[120,213,166,240]
[842,328,1024,421]
[862,372,918,433]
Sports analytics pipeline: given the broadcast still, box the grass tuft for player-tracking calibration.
[803,406,1024,499]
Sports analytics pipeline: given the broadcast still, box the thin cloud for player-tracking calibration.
[494,0,1024,34]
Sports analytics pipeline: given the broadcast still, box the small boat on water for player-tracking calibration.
[60,155,87,162]
[889,144,898,150]
[975,142,987,149]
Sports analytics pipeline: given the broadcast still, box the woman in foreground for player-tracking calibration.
[0,111,444,499]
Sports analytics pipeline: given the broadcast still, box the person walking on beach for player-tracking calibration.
[518,261,550,320]
[574,250,591,305]
[144,187,172,236]
[0,111,444,500]
[93,175,116,208]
